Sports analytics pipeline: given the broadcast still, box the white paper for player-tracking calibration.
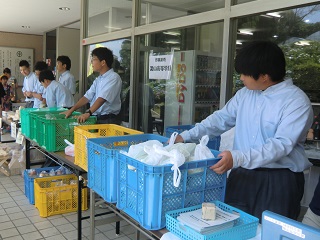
[177,206,239,233]
[149,54,173,80]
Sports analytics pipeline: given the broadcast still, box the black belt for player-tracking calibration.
[96,113,118,120]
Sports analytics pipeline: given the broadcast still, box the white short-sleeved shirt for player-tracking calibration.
[22,72,38,102]
[84,68,122,115]
[33,81,45,108]
[43,80,74,108]
[59,71,76,95]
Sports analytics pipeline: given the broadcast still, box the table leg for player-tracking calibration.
[90,189,95,240]
[77,171,83,240]
[26,139,31,169]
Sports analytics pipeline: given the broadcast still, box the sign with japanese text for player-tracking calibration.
[149,54,173,80]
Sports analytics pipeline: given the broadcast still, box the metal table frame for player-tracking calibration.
[25,137,89,240]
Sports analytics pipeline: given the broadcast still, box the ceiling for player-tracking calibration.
[0,0,225,36]
[0,0,81,35]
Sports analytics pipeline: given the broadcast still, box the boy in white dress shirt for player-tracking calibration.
[56,55,76,95]
[39,70,74,108]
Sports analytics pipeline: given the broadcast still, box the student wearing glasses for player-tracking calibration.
[62,47,122,124]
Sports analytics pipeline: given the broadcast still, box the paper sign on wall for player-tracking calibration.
[149,54,173,80]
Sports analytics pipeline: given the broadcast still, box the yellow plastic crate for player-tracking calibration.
[74,124,142,171]
[34,174,87,217]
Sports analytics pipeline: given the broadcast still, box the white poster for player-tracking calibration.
[149,54,173,80]
[0,46,34,86]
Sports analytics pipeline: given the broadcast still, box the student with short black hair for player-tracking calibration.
[174,41,314,221]
[56,55,76,95]
[39,70,74,108]
[62,47,122,124]
[19,60,38,108]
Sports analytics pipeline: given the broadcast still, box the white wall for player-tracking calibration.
[56,27,81,101]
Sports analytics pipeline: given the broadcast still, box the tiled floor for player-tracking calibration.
[0,171,149,240]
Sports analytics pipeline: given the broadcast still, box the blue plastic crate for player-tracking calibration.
[166,200,259,240]
[86,134,169,203]
[24,166,60,204]
[262,210,320,240]
[116,143,226,230]
[165,125,221,150]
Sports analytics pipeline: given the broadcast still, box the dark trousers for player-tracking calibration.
[225,167,304,222]
[96,114,121,125]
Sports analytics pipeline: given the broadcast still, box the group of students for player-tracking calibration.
[8,42,320,229]
[21,47,122,125]
[20,55,76,109]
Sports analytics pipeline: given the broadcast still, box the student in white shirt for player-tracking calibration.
[62,47,122,124]
[174,41,313,222]
[39,69,74,108]
[32,61,48,108]
[56,55,76,95]
[19,60,38,108]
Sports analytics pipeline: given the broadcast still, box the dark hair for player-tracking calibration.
[57,55,71,70]
[1,75,8,80]
[19,60,30,68]
[92,47,114,68]
[34,61,48,71]
[234,41,286,82]
[3,68,11,74]
[39,70,55,83]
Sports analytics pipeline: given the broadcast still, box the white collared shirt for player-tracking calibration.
[43,80,74,108]
[22,72,38,102]
[59,70,76,95]
[84,68,122,115]
[181,79,314,172]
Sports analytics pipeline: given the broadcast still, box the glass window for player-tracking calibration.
[137,22,223,134]
[234,4,320,108]
[86,39,131,122]
[88,0,132,37]
[140,0,224,25]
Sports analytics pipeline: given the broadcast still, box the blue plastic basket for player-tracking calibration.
[262,211,320,240]
[116,140,226,230]
[24,166,60,204]
[86,134,169,203]
[166,200,259,240]
[165,125,221,150]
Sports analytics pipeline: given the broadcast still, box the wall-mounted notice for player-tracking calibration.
[149,54,173,80]
[0,46,34,86]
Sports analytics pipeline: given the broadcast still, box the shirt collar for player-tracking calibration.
[262,79,291,95]
[99,68,114,79]
[60,71,69,77]
[26,72,33,78]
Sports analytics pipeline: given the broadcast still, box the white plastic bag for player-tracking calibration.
[154,145,185,188]
[194,135,215,161]
[64,139,75,157]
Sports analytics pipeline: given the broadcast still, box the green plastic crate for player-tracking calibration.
[35,112,80,146]
[37,113,96,152]
[20,108,65,139]
[29,110,68,141]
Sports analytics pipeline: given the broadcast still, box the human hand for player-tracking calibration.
[26,91,33,97]
[210,151,233,174]
[60,110,73,118]
[76,113,90,123]
[174,135,184,143]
